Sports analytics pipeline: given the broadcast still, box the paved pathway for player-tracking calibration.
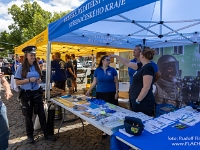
[1,80,110,150]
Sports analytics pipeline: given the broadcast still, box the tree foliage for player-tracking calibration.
[0,0,70,56]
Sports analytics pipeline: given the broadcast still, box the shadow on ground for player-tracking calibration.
[1,90,110,150]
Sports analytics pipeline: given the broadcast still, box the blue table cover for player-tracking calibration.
[111,122,200,150]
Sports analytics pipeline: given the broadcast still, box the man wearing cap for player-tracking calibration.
[14,46,56,143]
[0,72,13,149]
[51,52,67,91]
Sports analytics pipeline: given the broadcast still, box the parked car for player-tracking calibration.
[77,62,83,68]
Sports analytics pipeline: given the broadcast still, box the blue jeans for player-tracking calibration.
[0,103,9,150]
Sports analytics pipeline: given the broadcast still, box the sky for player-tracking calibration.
[0,0,86,32]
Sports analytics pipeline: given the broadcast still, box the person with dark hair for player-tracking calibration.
[86,55,119,105]
[14,46,56,143]
[71,54,77,92]
[11,56,21,75]
[51,52,67,91]
[0,72,13,150]
[37,57,43,71]
[65,54,76,95]
[111,47,156,116]
[128,45,160,85]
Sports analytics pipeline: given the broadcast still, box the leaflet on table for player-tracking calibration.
[154,117,175,126]
[161,106,197,121]
[103,120,124,129]
[179,112,200,126]
[100,116,118,125]
[112,112,152,122]
[143,115,177,134]
[144,121,162,134]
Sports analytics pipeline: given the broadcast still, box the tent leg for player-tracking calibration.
[160,0,163,36]
[45,42,52,102]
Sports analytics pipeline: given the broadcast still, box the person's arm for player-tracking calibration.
[68,68,76,78]
[154,71,161,83]
[0,73,13,100]
[114,76,119,100]
[110,54,138,70]
[136,75,153,102]
[15,77,38,85]
[85,77,97,96]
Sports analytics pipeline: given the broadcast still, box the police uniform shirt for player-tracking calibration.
[14,64,40,90]
[94,66,117,93]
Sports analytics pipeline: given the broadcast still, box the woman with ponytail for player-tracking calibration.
[110,47,156,116]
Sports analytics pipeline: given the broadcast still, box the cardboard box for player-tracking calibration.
[119,91,129,99]
[118,99,131,110]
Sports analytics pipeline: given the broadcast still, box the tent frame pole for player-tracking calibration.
[160,0,163,36]
[162,23,198,43]
[45,41,52,102]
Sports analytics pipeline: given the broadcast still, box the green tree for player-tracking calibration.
[0,31,14,57]
[0,0,70,56]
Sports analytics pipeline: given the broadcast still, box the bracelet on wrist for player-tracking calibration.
[29,78,31,82]
[136,99,140,104]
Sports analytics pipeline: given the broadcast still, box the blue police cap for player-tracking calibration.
[124,117,144,136]
[22,46,37,53]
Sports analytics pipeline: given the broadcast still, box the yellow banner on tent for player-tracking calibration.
[14,29,48,55]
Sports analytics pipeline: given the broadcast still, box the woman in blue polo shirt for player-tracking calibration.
[14,46,55,144]
[86,55,119,105]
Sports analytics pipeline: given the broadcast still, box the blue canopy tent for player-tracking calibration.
[45,0,160,99]
[48,0,200,49]
[45,0,200,101]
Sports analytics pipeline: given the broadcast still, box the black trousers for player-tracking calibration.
[96,91,118,105]
[54,80,66,91]
[21,92,48,137]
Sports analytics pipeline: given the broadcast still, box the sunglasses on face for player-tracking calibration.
[105,59,111,61]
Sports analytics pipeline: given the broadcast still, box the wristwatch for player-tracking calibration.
[136,99,140,104]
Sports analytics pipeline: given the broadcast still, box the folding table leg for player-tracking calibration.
[57,109,66,137]
[79,117,84,131]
